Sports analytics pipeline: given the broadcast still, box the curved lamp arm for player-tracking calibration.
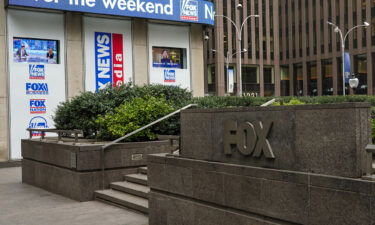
[215,15,240,38]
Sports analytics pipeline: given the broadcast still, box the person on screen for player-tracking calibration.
[16,45,28,62]
[160,49,172,65]
[46,48,55,64]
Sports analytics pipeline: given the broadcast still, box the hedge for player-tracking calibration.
[54,83,375,141]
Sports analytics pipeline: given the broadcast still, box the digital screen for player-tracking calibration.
[13,37,59,64]
[152,47,185,69]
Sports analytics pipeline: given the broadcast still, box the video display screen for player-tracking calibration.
[152,47,185,69]
[13,37,59,64]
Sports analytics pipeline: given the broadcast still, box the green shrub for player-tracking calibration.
[96,96,174,141]
[193,95,375,109]
[53,84,192,138]
[273,98,305,106]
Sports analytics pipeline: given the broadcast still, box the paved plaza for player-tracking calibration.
[0,167,148,225]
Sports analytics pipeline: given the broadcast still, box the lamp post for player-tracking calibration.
[327,21,370,96]
[215,5,259,96]
[212,48,248,94]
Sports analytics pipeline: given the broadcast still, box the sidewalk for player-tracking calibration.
[0,167,148,225]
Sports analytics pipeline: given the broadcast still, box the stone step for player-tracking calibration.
[95,189,148,214]
[124,173,148,186]
[138,167,148,175]
[110,181,150,199]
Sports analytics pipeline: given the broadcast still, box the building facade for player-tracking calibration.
[0,0,214,162]
[205,0,375,97]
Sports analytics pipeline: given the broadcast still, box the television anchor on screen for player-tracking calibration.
[160,49,172,66]
[16,45,28,62]
[46,48,55,64]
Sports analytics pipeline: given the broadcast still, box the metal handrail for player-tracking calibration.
[100,103,197,189]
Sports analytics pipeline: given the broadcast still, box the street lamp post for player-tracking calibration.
[215,5,259,96]
[212,48,248,94]
[327,21,370,96]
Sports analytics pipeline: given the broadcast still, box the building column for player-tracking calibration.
[132,19,148,86]
[302,62,308,96]
[214,0,225,96]
[367,52,373,95]
[66,12,84,98]
[0,2,8,162]
[317,60,322,96]
[366,0,373,95]
[273,0,281,97]
[190,24,205,97]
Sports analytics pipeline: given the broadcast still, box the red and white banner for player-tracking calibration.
[112,33,124,87]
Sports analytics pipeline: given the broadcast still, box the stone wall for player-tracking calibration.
[149,103,375,225]
[180,103,372,178]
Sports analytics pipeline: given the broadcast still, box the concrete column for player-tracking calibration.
[317,60,322,96]
[190,24,204,97]
[0,3,9,162]
[65,12,84,98]
[214,0,225,96]
[132,19,148,86]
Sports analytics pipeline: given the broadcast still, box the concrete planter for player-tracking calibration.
[22,139,175,201]
[149,103,375,225]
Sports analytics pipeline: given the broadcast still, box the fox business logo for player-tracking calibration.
[30,99,46,114]
[29,65,45,80]
[26,83,49,95]
[180,0,198,21]
[28,116,49,137]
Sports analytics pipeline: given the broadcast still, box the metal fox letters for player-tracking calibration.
[224,120,275,159]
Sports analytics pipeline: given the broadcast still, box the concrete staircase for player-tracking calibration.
[95,167,150,214]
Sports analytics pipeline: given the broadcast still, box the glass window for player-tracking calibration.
[281,66,290,96]
[242,66,260,96]
[322,59,333,95]
[354,54,368,95]
[264,67,274,97]
[293,64,303,96]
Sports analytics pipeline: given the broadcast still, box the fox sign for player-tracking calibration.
[7,0,215,25]
[95,32,125,91]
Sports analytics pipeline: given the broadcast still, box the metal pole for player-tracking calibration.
[238,38,242,96]
[226,57,229,94]
[342,45,345,96]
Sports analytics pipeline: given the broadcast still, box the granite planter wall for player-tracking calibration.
[22,139,175,201]
[148,103,375,225]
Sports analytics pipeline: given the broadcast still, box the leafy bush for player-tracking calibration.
[96,96,174,141]
[272,98,305,106]
[54,84,192,138]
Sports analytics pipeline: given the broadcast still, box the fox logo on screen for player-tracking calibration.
[30,99,46,114]
[180,0,198,21]
[26,83,49,95]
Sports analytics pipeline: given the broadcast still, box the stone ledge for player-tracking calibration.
[148,154,375,225]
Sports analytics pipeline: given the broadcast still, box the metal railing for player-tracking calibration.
[26,128,83,144]
[100,103,197,189]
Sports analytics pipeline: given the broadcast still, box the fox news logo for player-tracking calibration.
[30,99,46,114]
[26,83,49,95]
[28,116,49,137]
[29,65,45,80]
[164,69,176,82]
[180,0,198,21]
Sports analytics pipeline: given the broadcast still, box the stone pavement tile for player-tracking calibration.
[0,167,148,225]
